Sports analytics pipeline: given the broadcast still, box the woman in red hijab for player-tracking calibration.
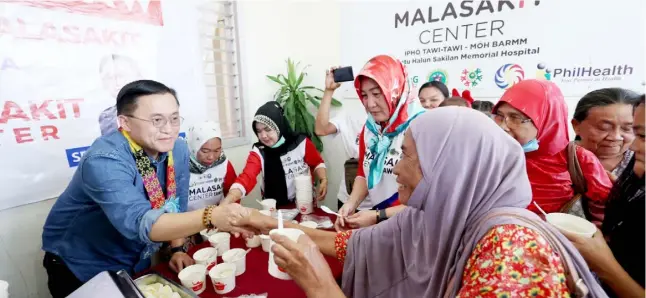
[491,80,612,224]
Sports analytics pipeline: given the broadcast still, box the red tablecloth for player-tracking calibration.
[144,207,343,298]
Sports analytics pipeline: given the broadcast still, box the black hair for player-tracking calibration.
[418,81,449,99]
[116,80,178,116]
[472,100,494,113]
[439,96,469,107]
[640,94,645,106]
[573,88,641,122]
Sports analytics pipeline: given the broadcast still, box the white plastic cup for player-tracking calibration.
[208,232,231,256]
[261,199,277,211]
[246,235,261,248]
[199,228,218,242]
[546,213,596,238]
[268,228,305,280]
[296,197,313,215]
[178,264,207,295]
[193,247,218,273]
[222,248,247,276]
[294,175,312,191]
[209,263,236,294]
[259,234,271,252]
[299,221,318,229]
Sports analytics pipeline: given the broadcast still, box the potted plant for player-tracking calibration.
[267,59,342,152]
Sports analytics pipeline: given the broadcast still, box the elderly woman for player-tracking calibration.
[236,108,607,297]
[491,80,612,224]
[565,95,645,298]
[336,55,425,230]
[572,88,641,180]
[222,101,327,206]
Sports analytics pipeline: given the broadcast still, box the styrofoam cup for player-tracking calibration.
[199,228,218,242]
[208,232,231,256]
[546,213,596,238]
[299,221,318,229]
[296,198,313,215]
[192,247,218,273]
[246,235,261,248]
[178,264,207,295]
[222,248,247,276]
[261,199,277,211]
[259,234,271,252]
[268,228,305,280]
[294,175,312,191]
[209,263,236,294]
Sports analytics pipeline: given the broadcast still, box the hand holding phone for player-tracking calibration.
[332,66,354,83]
[325,67,341,91]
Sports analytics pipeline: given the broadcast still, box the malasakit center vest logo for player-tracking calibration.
[494,63,525,89]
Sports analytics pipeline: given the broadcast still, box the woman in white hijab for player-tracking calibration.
[187,121,237,210]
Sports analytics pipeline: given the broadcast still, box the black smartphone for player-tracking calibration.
[333,66,354,83]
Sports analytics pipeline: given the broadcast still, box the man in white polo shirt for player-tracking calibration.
[315,68,367,209]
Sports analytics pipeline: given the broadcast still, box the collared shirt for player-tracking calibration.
[42,131,190,282]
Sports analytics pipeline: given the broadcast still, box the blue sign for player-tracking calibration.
[65,146,91,167]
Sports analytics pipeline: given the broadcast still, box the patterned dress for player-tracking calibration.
[334,224,570,297]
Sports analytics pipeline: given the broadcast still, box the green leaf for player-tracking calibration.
[295,72,305,88]
[331,97,343,107]
[287,59,297,87]
[267,75,284,86]
[307,97,320,108]
[301,86,317,90]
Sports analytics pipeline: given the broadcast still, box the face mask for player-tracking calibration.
[270,136,286,148]
[522,138,540,153]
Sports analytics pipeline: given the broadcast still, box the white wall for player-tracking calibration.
[0,1,357,297]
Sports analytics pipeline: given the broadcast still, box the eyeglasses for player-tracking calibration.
[126,115,184,128]
[491,113,532,127]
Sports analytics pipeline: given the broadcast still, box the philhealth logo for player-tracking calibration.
[494,64,525,89]
[428,69,448,84]
[536,63,552,80]
[460,68,483,87]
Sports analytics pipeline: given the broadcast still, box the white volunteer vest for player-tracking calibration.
[360,129,405,209]
[253,140,312,201]
[187,159,229,211]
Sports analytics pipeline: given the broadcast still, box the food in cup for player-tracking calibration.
[177,264,207,295]
[209,263,236,294]
[246,235,261,248]
[259,234,271,252]
[222,248,247,276]
[268,228,305,280]
[546,213,596,238]
[199,228,219,242]
[208,232,231,256]
[260,199,277,211]
[193,247,218,272]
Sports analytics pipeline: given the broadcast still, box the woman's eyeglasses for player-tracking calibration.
[491,113,532,127]
[126,115,184,128]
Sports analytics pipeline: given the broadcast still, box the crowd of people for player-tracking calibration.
[40,54,644,298]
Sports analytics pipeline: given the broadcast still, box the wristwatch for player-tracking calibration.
[170,244,187,255]
[376,209,388,223]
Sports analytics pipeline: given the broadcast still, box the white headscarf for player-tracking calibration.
[187,121,225,173]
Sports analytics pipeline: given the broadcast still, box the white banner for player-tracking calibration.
[0,0,164,210]
[339,0,645,99]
